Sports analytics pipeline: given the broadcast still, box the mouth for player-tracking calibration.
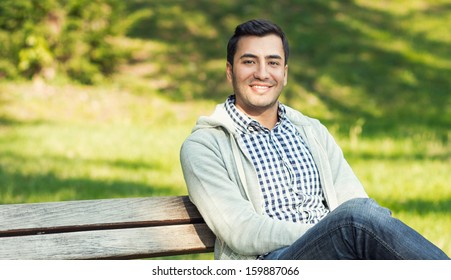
[250,84,273,93]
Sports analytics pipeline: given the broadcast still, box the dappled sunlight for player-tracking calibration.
[1,0,449,258]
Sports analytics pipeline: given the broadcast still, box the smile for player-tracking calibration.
[250,84,273,93]
[250,83,273,92]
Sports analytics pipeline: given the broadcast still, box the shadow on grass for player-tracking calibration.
[123,0,451,137]
[0,116,19,127]
[345,151,450,162]
[378,198,451,216]
[0,164,180,204]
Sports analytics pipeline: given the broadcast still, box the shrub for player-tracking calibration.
[0,0,128,84]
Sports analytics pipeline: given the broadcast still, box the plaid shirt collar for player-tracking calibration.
[224,95,287,134]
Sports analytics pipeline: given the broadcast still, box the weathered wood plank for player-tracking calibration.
[0,196,202,236]
[0,224,215,260]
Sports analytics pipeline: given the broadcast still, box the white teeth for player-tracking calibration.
[252,85,269,89]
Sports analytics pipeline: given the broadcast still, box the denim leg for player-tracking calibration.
[265,198,449,260]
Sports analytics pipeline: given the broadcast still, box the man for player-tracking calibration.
[180,19,448,260]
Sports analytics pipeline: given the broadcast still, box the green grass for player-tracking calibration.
[0,81,449,258]
[0,82,213,202]
[339,134,450,255]
[350,156,450,255]
[0,81,217,259]
[1,0,450,259]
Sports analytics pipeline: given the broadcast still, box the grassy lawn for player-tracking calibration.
[0,82,213,202]
[349,153,450,255]
[0,0,450,259]
[0,81,449,258]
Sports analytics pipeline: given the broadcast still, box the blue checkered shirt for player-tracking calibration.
[225,96,329,224]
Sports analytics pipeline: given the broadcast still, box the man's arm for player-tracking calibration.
[180,129,314,256]
[314,121,368,204]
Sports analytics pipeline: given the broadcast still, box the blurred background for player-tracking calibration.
[0,0,450,258]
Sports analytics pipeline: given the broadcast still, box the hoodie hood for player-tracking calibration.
[192,104,236,134]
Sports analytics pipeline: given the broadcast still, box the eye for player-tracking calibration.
[243,60,255,64]
[268,61,280,66]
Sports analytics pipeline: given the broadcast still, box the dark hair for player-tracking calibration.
[227,19,289,66]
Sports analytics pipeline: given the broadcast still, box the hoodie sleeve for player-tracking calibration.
[180,128,314,256]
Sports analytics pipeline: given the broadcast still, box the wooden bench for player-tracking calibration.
[0,196,215,259]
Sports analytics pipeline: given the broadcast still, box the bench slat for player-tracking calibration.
[0,196,202,236]
[0,224,214,260]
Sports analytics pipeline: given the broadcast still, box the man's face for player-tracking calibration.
[226,34,288,118]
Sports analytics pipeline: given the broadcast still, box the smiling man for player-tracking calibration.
[180,19,449,260]
[226,33,288,129]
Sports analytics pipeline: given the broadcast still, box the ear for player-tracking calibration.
[284,64,288,86]
[226,62,233,83]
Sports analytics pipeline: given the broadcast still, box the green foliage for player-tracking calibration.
[18,34,54,77]
[0,0,129,84]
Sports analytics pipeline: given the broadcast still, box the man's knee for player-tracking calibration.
[335,198,392,225]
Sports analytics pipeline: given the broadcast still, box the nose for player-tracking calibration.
[254,63,270,80]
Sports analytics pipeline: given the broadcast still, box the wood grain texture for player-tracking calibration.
[0,196,203,236]
[0,224,215,259]
[0,196,216,259]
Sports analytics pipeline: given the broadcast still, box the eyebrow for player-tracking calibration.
[239,53,283,60]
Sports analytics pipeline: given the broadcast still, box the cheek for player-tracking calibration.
[234,67,255,81]
[275,71,287,85]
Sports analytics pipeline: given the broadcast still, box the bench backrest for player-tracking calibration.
[0,196,215,259]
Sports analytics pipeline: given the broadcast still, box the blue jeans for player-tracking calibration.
[264,198,449,260]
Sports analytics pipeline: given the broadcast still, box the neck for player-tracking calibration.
[237,104,279,129]
[257,115,278,130]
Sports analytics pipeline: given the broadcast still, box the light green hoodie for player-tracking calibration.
[180,103,368,260]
